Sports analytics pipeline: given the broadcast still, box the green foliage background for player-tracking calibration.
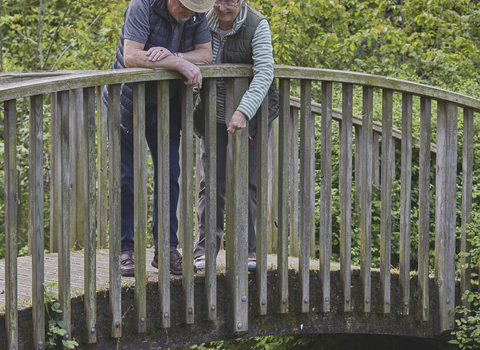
[1,0,480,348]
[0,0,480,279]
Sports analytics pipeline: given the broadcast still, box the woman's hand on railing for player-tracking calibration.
[227,111,247,134]
[146,46,173,62]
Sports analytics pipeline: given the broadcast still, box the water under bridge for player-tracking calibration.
[0,65,479,349]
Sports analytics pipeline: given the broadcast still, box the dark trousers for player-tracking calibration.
[120,97,182,255]
[193,123,258,259]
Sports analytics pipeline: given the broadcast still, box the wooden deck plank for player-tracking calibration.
[0,249,330,312]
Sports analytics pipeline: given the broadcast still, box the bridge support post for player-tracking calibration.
[339,83,353,313]
[133,82,147,333]
[108,84,122,338]
[435,100,457,334]
[4,99,18,350]
[417,97,431,322]
[320,81,333,313]
[360,86,373,313]
[277,78,290,314]
[225,78,249,335]
[380,89,393,314]
[181,85,196,325]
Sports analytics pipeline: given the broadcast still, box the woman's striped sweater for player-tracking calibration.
[206,5,274,124]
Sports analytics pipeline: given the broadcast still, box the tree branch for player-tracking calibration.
[50,12,104,70]
[42,0,74,70]
[31,0,46,71]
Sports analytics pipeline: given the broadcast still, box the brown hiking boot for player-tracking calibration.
[120,250,134,277]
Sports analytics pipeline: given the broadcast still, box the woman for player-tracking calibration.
[192,0,279,270]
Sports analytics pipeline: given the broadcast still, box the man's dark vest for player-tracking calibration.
[104,0,207,134]
[222,7,279,137]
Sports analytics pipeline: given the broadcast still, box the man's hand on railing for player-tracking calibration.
[146,46,173,62]
[177,60,203,88]
[227,111,247,134]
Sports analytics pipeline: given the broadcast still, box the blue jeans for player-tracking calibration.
[121,95,182,255]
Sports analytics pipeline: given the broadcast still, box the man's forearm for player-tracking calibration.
[180,45,212,64]
[124,48,183,70]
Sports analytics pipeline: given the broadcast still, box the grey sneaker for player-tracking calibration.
[194,255,206,270]
[248,258,256,271]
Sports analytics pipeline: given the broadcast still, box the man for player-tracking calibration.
[104,0,214,276]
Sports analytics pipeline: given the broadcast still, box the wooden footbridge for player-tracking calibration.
[1,66,479,349]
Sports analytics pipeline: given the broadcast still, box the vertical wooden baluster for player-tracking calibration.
[82,87,97,342]
[257,96,269,315]
[108,84,122,338]
[133,82,147,333]
[181,85,195,324]
[4,99,18,350]
[97,86,109,249]
[225,78,249,334]
[277,78,290,314]
[435,101,458,334]
[320,81,332,313]
[58,90,72,337]
[418,97,431,322]
[400,93,413,316]
[268,118,279,254]
[360,86,373,313]
[289,106,299,258]
[372,132,380,192]
[299,79,313,313]
[204,79,218,320]
[157,80,171,328]
[355,125,362,219]
[70,89,80,249]
[380,89,393,314]
[50,92,60,253]
[30,94,45,349]
[461,108,474,308]
[340,83,353,312]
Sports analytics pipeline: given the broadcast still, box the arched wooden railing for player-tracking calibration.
[1,65,479,349]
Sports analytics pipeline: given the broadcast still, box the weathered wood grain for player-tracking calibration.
[50,92,60,254]
[203,78,218,321]
[59,90,72,337]
[133,82,147,333]
[4,99,18,350]
[108,84,122,338]
[97,86,109,249]
[400,93,413,316]
[256,97,269,316]
[29,94,45,348]
[277,78,290,314]
[299,80,313,313]
[380,89,393,314]
[225,78,249,334]
[360,86,373,313]
[157,80,171,328]
[289,107,299,258]
[83,87,97,343]
[181,86,196,325]
[435,101,458,334]
[320,81,333,313]
[339,83,353,313]
[418,97,432,322]
[70,89,80,249]
[2,66,480,112]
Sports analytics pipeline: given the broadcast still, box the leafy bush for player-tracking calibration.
[450,212,480,349]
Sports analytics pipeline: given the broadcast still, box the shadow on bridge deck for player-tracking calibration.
[0,249,454,350]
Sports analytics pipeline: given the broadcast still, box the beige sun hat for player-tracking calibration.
[179,0,215,13]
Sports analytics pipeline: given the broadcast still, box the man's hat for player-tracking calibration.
[179,0,215,13]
